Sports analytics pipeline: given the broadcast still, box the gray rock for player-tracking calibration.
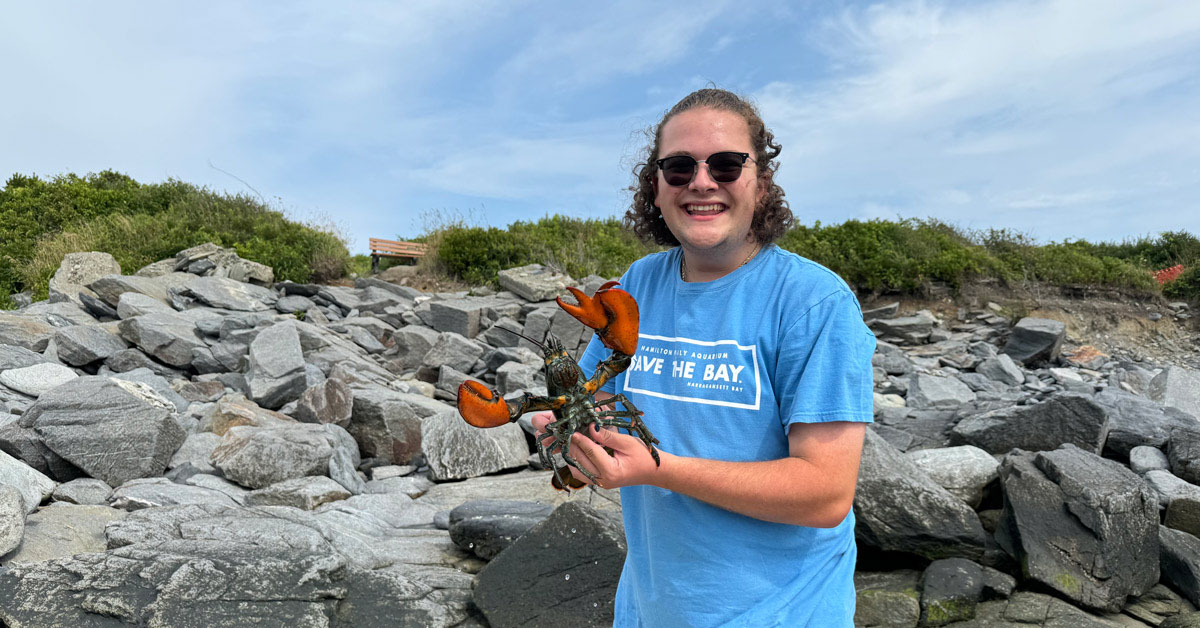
[2,502,125,564]
[854,570,921,628]
[363,475,435,498]
[104,348,184,378]
[952,392,1109,455]
[448,499,555,560]
[48,252,122,305]
[0,363,78,398]
[1162,526,1200,608]
[855,429,987,560]
[21,376,186,486]
[183,473,250,505]
[51,325,128,366]
[496,264,574,302]
[0,449,57,515]
[1149,366,1200,419]
[474,501,624,627]
[110,367,190,412]
[345,324,386,354]
[907,373,977,409]
[976,353,1024,386]
[1003,317,1066,365]
[0,345,49,371]
[1167,496,1200,538]
[209,424,336,489]
[275,294,315,313]
[246,322,307,409]
[0,313,56,352]
[868,310,938,345]
[421,410,529,481]
[1095,388,1194,459]
[294,377,353,427]
[496,361,544,396]
[1144,470,1200,509]
[429,298,489,338]
[420,332,487,380]
[88,273,190,307]
[1170,425,1200,485]
[168,431,222,473]
[1131,445,1171,474]
[244,476,351,510]
[348,385,443,465]
[198,393,295,435]
[920,558,984,626]
[391,325,442,370]
[50,478,112,505]
[181,275,277,311]
[118,311,206,367]
[115,291,176,318]
[0,484,24,557]
[905,445,999,508]
[995,446,1159,612]
[108,476,239,510]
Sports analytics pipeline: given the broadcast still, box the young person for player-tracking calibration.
[533,88,875,627]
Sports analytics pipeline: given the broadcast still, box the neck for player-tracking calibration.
[681,240,762,283]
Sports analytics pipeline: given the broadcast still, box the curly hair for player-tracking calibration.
[625,88,793,247]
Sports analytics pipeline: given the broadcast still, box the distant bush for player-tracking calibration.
[1,171,349,306]
[433,215,658,287]
[1164,266,1200,301]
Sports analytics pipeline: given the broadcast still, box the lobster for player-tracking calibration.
[456,281,660,491]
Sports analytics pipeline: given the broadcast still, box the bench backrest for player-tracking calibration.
[370,238,428,256]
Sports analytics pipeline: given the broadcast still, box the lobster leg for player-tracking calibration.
[593,393,661,466]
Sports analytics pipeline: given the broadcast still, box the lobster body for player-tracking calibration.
[457,282,660,490]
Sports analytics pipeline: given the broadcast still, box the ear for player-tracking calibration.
[756,172,770,205]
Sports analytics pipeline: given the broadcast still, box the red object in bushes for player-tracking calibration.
[1153,264,1185,284]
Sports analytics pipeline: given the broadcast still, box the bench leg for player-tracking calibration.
[371,255,379,274]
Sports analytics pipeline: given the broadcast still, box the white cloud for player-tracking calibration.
[756,0,1200,241]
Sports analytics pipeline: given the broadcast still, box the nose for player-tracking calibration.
[687,162,719,192]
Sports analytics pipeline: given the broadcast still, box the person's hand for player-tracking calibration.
[531,411,556,452]
[565,424,664,490]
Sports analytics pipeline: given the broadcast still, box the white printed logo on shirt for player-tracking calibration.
[624,334,760,410]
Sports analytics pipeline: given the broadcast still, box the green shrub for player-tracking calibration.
[3,172,349,303]
[1163,266,1200,300]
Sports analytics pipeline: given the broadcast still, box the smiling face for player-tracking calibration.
[654,107,765,259]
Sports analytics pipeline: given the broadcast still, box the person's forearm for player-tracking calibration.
[647,451,855,528]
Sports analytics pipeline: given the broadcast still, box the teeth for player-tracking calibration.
[687,204,723,214]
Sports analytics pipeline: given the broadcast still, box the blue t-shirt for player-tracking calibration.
[577,245,876,628]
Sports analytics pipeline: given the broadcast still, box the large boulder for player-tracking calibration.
[474,501,625,627]
[0,363,78,398]
[117,311,206,368]
[868,310,938,345]
[0,449,57,515]
[448,499,554,560]
[245,322,308,410]
[0,313,55,352]
[905,445,999,508]
[2,502,125,564]
[347,386,449,465]
[52,325,128,367]
[1160,526,1200,607]
[906,373,976,409]
[995,446,1159,612]
[1149,366,1200,420]
[181,275,278,311]
[420,410,529,481]
[496,264,574,303]
[209,423,356,490]
[1095,389,1194,459]
[855,429,987,560]
[1169,425,1200,485]
[1002,317,1066,365]
[0,484,24,557]
[20,377,186,487]
[951,392,1108,455]
[47,252,122,305]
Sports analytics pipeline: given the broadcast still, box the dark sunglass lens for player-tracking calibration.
[660,156,696,186]
[707,152,745,183]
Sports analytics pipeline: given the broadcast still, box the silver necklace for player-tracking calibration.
[681,243,762,282]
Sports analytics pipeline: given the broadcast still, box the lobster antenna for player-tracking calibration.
[493,325,545,349]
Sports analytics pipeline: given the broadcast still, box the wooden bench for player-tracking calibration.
[369,238,428,272]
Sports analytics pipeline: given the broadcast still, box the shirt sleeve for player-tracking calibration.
[774,290,876,428]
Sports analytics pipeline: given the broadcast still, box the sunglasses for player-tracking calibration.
[655,151,756,187]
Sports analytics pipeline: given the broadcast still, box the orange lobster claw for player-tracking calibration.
[457,380,512,428]
[557,281,640,356]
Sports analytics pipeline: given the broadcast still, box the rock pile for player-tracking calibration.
[1,250,1199,627]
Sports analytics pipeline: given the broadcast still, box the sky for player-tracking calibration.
[3,1,1199,254]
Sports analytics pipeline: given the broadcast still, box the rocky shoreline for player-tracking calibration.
[0,245,1199,627]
